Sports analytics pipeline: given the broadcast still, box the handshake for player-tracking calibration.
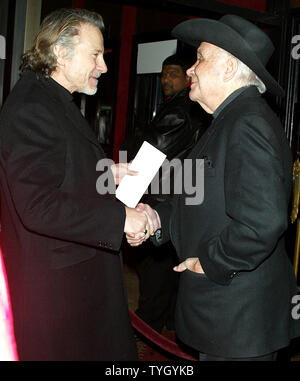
[111,163,161,246]
[124,203,161,247]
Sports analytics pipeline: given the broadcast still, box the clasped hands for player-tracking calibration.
[124,203,160,246]
[111,163,160,244]
[113,162,161,244]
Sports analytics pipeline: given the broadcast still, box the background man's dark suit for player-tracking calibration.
[0,72,137,360]
[155,86,300,357]
[123,85,208,332]
[125,87,207,164]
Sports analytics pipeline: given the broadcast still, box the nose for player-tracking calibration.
[161,74,170,85]
[186,62,196,77]
[97,56,108,74]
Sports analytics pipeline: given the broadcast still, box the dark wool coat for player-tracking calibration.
[0,72,137,360]
[155,86,300,358]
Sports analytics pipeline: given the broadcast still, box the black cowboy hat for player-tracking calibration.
[172,15,284,97]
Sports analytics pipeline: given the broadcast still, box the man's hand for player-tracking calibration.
[111,163,138,185]
[136,203,161,232]
[124,206,153,242]
[126,203,161,247]
[173,257,204,274]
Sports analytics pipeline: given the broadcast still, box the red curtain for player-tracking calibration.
[113,6,137,162]
[72,0,84,8]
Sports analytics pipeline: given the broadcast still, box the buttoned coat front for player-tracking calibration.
[156,86,300,358]
[0,72,137,360]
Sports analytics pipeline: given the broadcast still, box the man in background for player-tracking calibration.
[124,54,209,333]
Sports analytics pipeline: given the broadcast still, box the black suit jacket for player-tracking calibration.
[0,72,137,360]
[123,88,209,205]
[155,86,300,357]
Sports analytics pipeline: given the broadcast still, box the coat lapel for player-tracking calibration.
[188,117,221,160]
[189,86,261,160]
[65,101,103,149]
[41,75,103,150]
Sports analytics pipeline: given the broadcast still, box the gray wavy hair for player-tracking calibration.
[235,58,266,94]
[19,8,104,76]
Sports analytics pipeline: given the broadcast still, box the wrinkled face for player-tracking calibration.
[187,42,226,113]
[56,23,107,95]
[160,64,190,97]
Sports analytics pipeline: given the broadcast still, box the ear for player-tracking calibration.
[223,56,238,82]
[52,44,68,67]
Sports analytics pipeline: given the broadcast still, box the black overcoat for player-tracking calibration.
[156,86,300,358]
[0,72,137,360]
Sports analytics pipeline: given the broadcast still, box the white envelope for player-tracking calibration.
[116,141,166,208]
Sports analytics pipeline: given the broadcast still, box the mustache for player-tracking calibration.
[91,73,102,79]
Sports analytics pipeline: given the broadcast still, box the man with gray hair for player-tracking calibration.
[0,8,152,360]
[128,15,300,360]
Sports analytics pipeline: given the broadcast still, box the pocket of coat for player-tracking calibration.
[51,243,96,270]
[186,268,208,278]
[204,167,216,177]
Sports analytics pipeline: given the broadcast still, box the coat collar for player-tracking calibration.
[163,87,189,104]
[42,75,74,104]
[213,86,249,119]
[214,85,261,120]
[20,71,73,105]
[188,85,262,160]
[34,72,102,149]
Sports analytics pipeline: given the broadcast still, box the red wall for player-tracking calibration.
[113,6,137,162]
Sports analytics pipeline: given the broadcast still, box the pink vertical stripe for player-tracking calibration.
[0,248,18,360]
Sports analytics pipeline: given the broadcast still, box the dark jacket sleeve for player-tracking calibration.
[150,203,171,246]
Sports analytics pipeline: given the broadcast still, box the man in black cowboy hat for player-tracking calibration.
[127,14,300,360]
